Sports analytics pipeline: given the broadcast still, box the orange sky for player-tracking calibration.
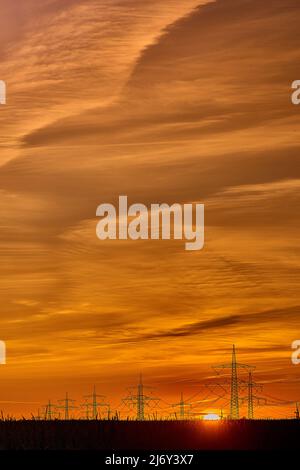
[0,0,300,419]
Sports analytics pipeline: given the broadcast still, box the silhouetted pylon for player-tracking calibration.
[122,374,160,421]
[84,385,109,420]
[213,345,255,420]
[57,392,77,420]
[137,375,145,420]
[248,372,254,419]
[230,345,239,419]
[44,400,55,420]
[172,393,192,420]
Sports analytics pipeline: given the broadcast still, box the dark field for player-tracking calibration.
[0,420,299,450]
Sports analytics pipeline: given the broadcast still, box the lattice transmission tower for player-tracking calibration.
[44,400,56,420]
[122,374,160,420]
[83,385,110,420]
[56,392,77,420]
[172,393,193,420]
[248,371,254,419]
[213,345,254,419]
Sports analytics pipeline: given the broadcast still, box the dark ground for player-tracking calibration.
[0,419,299,450]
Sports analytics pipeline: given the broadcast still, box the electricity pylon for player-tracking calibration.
[56,392,77,420]
[230,345,239,419]
[172,393,192,419]
[44,400,56,420]
[122,374,160,421]
[213,345,255,420]
[137,376,144,420]
[240,371,263,419]
[248,372,254,419]
[295,402,300,419]
[83,385,110,420]
[247,371,264,419]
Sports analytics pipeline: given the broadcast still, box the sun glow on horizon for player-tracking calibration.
[203,413,221,421]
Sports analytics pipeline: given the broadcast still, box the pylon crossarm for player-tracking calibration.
[58,397,76,402]
[214,363,255,372]
[84,395,106,400]
[56,405,77,408]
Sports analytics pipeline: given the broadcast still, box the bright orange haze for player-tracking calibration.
[0,0,300,419]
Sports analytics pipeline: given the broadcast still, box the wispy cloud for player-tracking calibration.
[0,0,300,416]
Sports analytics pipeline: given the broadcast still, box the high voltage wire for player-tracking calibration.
[12,346,299,421]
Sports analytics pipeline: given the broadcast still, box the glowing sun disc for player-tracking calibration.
[203,413,220,421]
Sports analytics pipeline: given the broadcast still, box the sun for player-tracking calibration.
[203,413,221,421]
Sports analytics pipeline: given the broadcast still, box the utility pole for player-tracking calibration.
[57,392,77,420]
[213,345,255,420]
[84,385,110,420]
[123,374,160,421]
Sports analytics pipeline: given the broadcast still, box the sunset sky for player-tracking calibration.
[0,0,300,419]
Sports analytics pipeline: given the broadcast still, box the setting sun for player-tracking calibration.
[203,414,221,421]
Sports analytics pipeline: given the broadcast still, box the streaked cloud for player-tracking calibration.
[0,0,300,417]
